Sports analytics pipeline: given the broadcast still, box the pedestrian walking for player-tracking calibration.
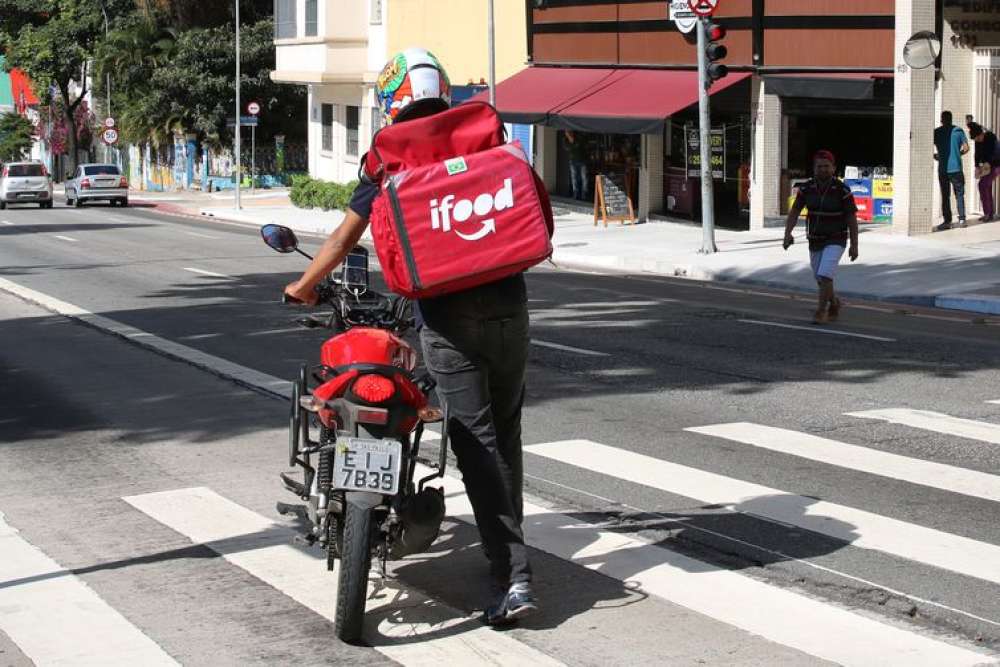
[933,111,970,231]
[783,150,859,325]
[565,131,589,201]
[968,122,1000,222]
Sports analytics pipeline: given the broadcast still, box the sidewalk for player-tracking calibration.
[131,188,1000,316]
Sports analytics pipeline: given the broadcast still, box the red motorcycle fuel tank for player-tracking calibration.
[320,327,417,370]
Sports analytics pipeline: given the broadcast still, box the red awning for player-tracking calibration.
[473,67,625,125]
[552,69,751,134]
[474,67,751,134]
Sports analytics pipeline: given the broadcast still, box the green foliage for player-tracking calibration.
[0,0,132,169]
[96,15,305,148]
[0,112,35,162]
[290,176,358,212]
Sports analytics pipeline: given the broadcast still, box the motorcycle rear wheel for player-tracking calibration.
[335,500,373,643]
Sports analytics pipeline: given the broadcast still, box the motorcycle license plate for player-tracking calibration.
[333,438,403,495]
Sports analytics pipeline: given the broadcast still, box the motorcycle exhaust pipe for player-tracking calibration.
[390,487,445,559]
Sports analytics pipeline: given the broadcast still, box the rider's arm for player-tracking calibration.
[285,208,370,304]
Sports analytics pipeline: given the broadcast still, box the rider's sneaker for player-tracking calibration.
[483,582,539,626]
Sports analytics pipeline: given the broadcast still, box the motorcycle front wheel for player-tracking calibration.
[335,499,373,643]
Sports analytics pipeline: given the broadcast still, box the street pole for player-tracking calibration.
[487,0,496,106]
[99,2,112,164]
[251,123,256,195]
[696,17,717,254]
[234,0,242,210]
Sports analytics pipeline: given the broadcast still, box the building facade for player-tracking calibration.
[271,0,528,185]
[488,0,1000,234]
[271,0,387,183]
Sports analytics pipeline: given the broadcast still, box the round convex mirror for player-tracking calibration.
[260,224,298,253]
[903,31,941,70]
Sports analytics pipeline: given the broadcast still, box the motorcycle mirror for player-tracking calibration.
[261,224,299,253]
[340,245,370,295]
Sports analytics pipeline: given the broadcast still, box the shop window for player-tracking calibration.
[371,0,383,25]
[321,104,333,153]
[346,106,360,157]
[305,0,318,36]
[274,0,296,39]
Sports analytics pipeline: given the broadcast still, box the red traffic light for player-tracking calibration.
[708,24,727,41]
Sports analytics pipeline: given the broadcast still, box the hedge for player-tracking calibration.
[290,175,358,211]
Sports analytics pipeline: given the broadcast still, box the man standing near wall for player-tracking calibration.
[933,110,970,231]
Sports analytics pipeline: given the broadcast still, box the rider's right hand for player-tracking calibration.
[284,280,319,306]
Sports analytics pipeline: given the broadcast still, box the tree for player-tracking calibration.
[0,0,131,173]
[0,112,35,162]
[98,16,305,148]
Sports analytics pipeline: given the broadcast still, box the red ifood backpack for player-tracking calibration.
[363,102,554,299]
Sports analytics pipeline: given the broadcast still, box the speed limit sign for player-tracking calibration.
[102,128,119,145]
[688,0,719,16]
[247,101,261,116]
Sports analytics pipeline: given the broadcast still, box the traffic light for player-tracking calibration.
[705,23,728,83]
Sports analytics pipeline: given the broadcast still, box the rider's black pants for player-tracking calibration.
[418,275,532,587]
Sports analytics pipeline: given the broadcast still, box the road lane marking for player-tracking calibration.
[738,318,896,342]
[124,487,563,667]
[525,439,1000,587]
[990,400,1000,405]
[418,463,991,667]
[1,220,12,225]
[184,231,219,239]
[53,235,79,243]
[0,511,178,666]
[0,277,291,398]
[2,277,994,660]
[846,409,1000,445]
[686,422,1000,504]
[246,327,305,337]
[531,339,609,357]
[183,267,234,279]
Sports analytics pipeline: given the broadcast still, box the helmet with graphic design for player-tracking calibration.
[375,48,451,126]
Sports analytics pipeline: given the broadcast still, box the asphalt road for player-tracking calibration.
[1,202,999,666]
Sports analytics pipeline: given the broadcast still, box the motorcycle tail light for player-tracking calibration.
[357,407,388,425]
[353,374,395,403]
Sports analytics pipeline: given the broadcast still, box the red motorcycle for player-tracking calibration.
[261,224,448,643]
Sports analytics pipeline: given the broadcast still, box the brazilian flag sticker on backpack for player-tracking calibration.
[445,157,468,176]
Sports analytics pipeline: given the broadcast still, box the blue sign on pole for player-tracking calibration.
[227,116,259,127]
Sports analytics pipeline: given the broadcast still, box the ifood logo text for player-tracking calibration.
[429,178,513,241]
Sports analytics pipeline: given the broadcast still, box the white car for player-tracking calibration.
[65,163,129,208]
[0,161,54,209]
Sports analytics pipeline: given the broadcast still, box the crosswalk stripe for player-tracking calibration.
[685,422,1000,504]
[525,440,1000,587]
[417,463,991,666]
[846,409,1000,445]
[123,487,563,667]
[0,511,178,666]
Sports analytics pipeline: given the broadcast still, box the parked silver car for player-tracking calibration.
[0,161,54,209]
[65,163,129,208]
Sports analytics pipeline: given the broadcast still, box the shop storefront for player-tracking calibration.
[479,66,750,223]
